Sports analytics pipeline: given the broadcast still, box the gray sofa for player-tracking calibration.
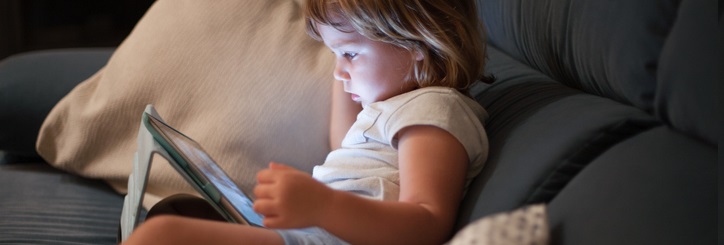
[0,0,718,244]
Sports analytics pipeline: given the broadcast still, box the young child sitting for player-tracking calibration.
[123,0,491,244]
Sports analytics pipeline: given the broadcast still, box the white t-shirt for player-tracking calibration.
[313,87,489,201]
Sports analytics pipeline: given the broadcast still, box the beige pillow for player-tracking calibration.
[36,0,334,206]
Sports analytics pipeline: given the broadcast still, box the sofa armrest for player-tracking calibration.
[0,48,114,160]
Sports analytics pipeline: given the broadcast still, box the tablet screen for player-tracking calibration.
[147,114,264,226]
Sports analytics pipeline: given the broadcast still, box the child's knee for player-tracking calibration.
[144,215,186,232]
[126,215,186,244]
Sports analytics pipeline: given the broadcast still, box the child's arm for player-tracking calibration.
[329,81,361,150]
[254,125,468,245]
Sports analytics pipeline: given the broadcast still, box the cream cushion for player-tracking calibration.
[447,204,549,245]
[36,0,334,207]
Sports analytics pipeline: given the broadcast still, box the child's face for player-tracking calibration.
[318,21,419,106]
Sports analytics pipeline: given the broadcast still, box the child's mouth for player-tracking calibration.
[350,93,361,102]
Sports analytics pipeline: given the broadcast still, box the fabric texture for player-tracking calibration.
[653,0,718,145]
[0,49,113,156]
[447,204,548,245]
[35,0,335,207]
[315,87,489,201]
[455,46,659,228]
[0,164,124,244]
[547,127,716,244]
[477,0,678,112]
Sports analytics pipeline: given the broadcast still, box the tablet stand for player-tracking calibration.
[119,105,175,242]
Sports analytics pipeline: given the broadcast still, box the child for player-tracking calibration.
[123,0,490,244]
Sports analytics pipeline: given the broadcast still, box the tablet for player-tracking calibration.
[143,112,264,227]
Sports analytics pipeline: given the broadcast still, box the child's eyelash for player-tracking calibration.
[342,52,357,59]
[330,50,358,59]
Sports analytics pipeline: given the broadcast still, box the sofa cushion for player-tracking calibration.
[547,127,716,245]
[476,0,678,112]
[0,49,113,157]
[653,0,719,145]
[36,0,334,206]
[457,46,659,229]
[0,163,123,244]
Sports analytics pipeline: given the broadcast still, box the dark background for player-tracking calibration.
[0,0,155,60]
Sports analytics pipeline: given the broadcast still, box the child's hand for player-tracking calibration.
[253,162,333,228]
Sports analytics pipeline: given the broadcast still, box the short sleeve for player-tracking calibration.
[384,89,488,170]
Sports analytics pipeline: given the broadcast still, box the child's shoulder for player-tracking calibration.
[384,86,466,106]
[397,86,484,112]
[403,86,461,97]
[373,86,488,123]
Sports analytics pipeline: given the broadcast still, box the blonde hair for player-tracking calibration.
[305,0,493,93]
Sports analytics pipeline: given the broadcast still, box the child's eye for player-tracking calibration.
[342,52,357,59]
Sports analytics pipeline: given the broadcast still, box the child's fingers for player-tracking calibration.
[261,215,288,229]
[262,216,279,228]
[252,199,277,216]
[257,162,294,183]
[253,200,293,229]
[252,184,274,199]
[256,168,279,183]
[269,162,293,170]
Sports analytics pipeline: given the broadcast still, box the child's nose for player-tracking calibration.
[333,60,350,82]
